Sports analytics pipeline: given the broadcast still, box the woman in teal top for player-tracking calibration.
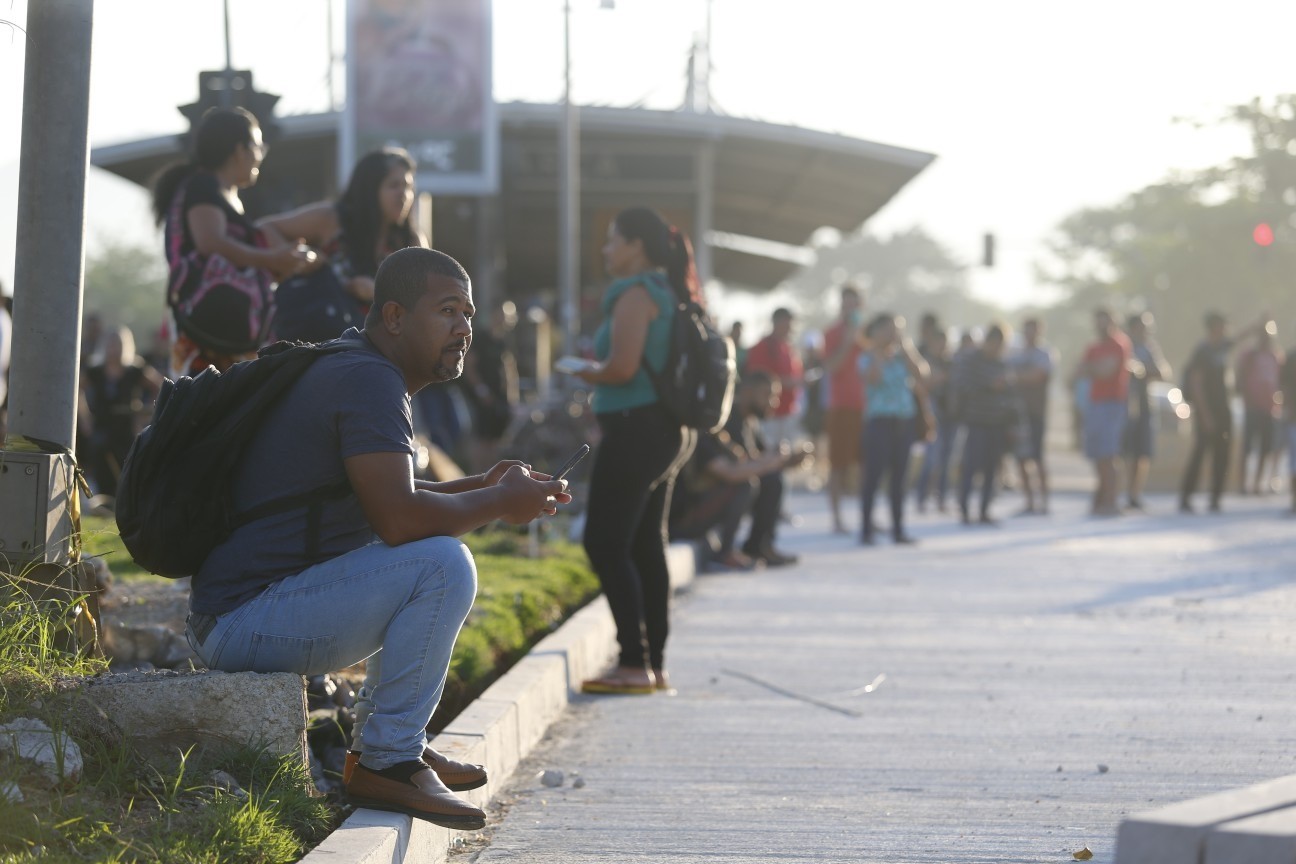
[574,207,699,695]
[858,313,932,546]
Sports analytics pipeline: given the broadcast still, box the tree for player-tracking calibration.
[785,226,1001,334]
[82,241,166,350]
[1038,95,1296,367]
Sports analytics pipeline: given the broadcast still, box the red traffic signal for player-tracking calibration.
[1254,222,1275,247]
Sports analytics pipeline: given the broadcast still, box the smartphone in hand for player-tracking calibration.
[553,444,591,481]
[555,356,595,375]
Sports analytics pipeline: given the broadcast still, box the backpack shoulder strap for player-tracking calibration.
[165,177,193,267]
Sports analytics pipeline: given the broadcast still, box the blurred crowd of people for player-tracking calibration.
[666,286,1296,572]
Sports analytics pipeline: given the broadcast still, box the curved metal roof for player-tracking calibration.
[91,103,934,291]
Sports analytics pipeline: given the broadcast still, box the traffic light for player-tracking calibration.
[982,232,996,268]
[178,70,281,147]
[1253,222,1275,247]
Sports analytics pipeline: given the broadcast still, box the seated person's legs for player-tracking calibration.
[190,535,486,825]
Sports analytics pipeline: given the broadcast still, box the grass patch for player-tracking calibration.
[0,588,334,864]
[81,516,153,584]
[0,740,333,864]
[433,525,600,728]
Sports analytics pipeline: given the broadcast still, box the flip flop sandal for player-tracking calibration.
[580,677,655,695]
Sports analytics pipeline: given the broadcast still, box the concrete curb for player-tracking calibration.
[299,542,699,864]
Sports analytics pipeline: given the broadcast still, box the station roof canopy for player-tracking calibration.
[92,103,934,291]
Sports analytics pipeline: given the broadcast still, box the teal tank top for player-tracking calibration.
[592,270,676,414]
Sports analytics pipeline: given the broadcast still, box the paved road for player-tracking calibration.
[468,462,1296,863]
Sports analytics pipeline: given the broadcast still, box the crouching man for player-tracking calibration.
[671,372,809,569]
[185,248,569,829]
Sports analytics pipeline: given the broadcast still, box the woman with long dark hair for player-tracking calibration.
[574,207,699,694]
[257,147,423,314]
[150,107,312,375]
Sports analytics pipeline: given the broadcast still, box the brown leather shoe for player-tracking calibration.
[343,747,488,791]
[422,746,488,791]
[345,764,486,830]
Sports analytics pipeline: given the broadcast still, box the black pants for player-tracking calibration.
[742,471,784,556]
[671,480,755,559]
[960,423,1006,519]
[1180,414,1231,506]
[583,404,693,670]
[861,416,914,540]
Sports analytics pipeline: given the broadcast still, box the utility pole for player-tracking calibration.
[558,0,580,356]
[2,0,96,644]
[221,0,235,106]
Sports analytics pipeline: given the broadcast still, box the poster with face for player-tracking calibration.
[345,0,498,194]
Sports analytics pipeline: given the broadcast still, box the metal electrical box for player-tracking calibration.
[0,450,77,570]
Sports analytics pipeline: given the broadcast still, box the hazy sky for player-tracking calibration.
[2,0,1294,309]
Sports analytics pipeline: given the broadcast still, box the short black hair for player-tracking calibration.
[367,247,470,326]
[772,307,793,322]
[742,369,774,390]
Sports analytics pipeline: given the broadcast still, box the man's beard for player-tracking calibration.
[433,359,464,382]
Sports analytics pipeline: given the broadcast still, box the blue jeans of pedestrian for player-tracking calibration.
[187,536,477,771]
[915,416,955,509]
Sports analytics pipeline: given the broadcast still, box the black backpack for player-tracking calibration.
[115,338,357,578]
[273,265,364,344]
[644,282,737,434]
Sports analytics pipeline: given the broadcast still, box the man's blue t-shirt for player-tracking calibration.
[192,330,413,615]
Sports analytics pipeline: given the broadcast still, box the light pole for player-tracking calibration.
[558,0,615,357]
[559,0,579,357]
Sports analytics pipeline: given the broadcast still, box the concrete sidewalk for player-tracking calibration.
[466,469,1296,864]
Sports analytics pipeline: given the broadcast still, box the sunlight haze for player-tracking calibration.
[1,0,1293,309]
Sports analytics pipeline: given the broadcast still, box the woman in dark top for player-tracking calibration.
[257,147,424,319]
[574,207,699,694]
[150,107,313,375]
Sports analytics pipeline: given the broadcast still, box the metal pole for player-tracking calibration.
[694,141,715,287]
[700,0,713,114]
[326,0,336,112]
[221,0,234,106]
[8,0,94,454]
[558,0,581,355]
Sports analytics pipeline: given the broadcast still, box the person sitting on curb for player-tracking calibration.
[184,247,570,830]
[671,372,811,570]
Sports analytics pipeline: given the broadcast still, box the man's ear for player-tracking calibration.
[381,301,404,335]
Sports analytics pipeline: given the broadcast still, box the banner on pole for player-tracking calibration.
[344,0,498,195]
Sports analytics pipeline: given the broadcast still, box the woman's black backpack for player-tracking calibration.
[645,294,737,434]
[115,339,356,577]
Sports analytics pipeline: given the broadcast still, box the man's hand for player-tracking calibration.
[496,465,571,524]
[483,460,529,487]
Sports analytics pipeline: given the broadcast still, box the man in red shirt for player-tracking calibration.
[820,286,865,533]
[745,307,804,448]
[1077,308,1132,516]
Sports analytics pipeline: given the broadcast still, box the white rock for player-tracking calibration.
[0,718,83,784]
[540,768,564,787]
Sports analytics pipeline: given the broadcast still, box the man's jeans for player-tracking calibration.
[186,536,477,771]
